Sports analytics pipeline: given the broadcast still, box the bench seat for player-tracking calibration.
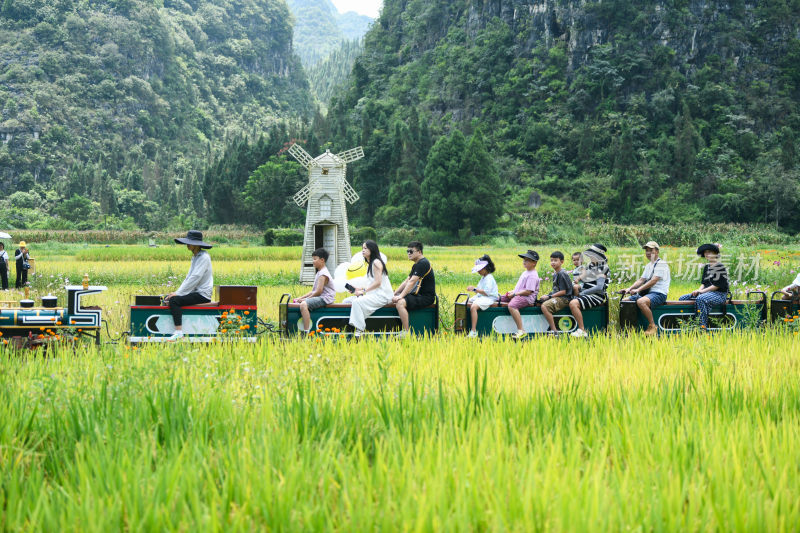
[288,302,437,309]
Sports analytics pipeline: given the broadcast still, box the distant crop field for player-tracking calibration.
[1,244,799,530]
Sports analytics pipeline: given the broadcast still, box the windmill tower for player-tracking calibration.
[289,143,364,284]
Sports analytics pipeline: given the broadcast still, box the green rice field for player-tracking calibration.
[1,243,799,531]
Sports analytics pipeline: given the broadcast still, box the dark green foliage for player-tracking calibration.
[0,0,313,230]
[323,0,800,233]
[418,129,502,235]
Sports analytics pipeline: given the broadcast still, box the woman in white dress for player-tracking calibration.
[349,240,393,336]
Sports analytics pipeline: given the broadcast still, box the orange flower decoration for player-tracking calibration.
[244,311,250,315]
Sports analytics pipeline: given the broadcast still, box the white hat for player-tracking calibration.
[471,259,489,273]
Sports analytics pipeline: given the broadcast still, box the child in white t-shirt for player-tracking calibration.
[465,255,499,338]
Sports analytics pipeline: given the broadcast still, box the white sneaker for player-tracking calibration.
[467,330,479,338]
[570,329,588,338]
[353,329,363,338]
[167,331,184,341]
[397,330,409,339]
[512,330,527,340]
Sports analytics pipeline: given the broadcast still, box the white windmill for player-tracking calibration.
[288,143,364,284]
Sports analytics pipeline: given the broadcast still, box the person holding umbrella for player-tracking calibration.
[14,241,30,289]
[163,230,214,341]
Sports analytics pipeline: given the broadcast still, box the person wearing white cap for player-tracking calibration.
[164,230,214,341]
[620,241,671,336]
[465,254,499,337]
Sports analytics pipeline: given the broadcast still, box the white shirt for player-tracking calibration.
[792,272,800,288]
[0,250,7,265]
[476,273,499,300]
[176,250,213,300]
[641,258,670,296]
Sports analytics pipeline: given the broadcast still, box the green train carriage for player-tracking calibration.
[618,291,768,334]
[453,293,609,336]
[279,294,439,336]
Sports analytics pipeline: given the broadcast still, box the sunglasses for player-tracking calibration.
[406,249,416,254]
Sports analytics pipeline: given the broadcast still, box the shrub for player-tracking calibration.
[274,228,304,246]
[350,226,377,245]
[263,228,275,246]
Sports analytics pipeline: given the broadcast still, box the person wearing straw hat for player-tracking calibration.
[568,244,610,337]
[620,241,671,336]
[14,241,30,289]
[678,243,729,329]
[163,230,214,341]
[0,242,8,290]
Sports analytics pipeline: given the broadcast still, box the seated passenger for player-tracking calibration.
[779,271,800,300]
[294,247,335,333]
[570,251,584,297]
[392,241,436,338]
[621,241,671,336]
[164,230,213,341]
[569,244,609,337]
[498,250,541,340]
[347,240,393,338]
[678,243,729,329]
[465,254,499,338]
[539,251,573,334]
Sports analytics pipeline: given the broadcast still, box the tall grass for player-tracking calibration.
[1,333,799,530]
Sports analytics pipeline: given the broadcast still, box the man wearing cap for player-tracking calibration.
[499,250,541,339]
[14,241,29,289]
[621,241,671,335]
[164,230,214,341]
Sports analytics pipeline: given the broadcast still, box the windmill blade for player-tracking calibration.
[342,180,360,204]
[288,144,319,169]
[336,146,364,164]
[293,184,312,206]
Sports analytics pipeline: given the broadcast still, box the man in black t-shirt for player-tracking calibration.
[392,241,436,336]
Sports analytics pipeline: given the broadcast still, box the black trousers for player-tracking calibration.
[15,266,26,289]
[168,292,211,327]
[0,264,7,290]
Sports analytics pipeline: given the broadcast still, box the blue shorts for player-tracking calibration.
[629,292,667,307]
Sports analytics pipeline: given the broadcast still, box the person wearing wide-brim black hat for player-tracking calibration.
[678,243,729,329]
[164,230,214,340]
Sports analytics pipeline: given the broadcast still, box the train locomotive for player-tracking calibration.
[0,284,107,346]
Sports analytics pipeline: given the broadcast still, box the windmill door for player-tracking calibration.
[314,224,337,266]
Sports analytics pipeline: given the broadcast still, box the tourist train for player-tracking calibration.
[0,285,797,348]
